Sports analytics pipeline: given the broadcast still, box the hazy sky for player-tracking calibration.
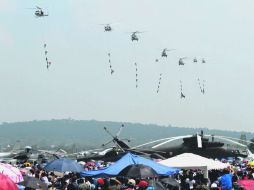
[1,0,254,132]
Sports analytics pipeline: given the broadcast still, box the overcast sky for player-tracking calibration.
[0,0,254,132]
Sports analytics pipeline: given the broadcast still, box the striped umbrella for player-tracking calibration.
[0,163,24,183]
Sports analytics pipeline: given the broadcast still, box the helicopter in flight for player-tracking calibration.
[179,57,188,65]
[30,6,48,17]
[100,22,119,32]
[161,48,175,57]
[131,31,144,41]
[104,24,112,32]
[100,24,113,32]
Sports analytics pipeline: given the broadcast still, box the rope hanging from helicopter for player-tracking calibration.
[134,62,138,88]
[100,23,116,76]
[130,30,145,89]
[37,6,52,70]
[180,80,185,98]
[156,73,162,93]
[155,51,164,94]
[43,43,51,70]
[178,56,189,99]
[197,78,205,94]
[30,6,53,70]
[107,53,114,75]
[156,48,176,94]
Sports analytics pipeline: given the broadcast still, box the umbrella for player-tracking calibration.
[19,176,48,190]
[238,180,254,190]
[119,164,158,178]
[0,163,24,183]
[0,173,18,190]
[148,180,166,190]
[44,159,84,173]
[160,178,180,189]
[248,160,254,166]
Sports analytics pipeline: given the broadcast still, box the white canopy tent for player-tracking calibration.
[159,153,229,178]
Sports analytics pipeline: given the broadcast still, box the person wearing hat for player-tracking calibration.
[136,180,148,190]
[124,179,136,190]
[108,178,121,190]
[95,178,106,190]
[210,182,219,190]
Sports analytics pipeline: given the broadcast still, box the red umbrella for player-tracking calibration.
[0,173,18,190]
[238,180,254,190]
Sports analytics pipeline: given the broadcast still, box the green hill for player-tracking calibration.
[0,119,253,152]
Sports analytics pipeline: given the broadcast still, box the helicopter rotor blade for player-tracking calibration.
[121,138,131,143]
[116,124,124,138]
[204,135,247,148]
[133,148,167,154]
[127,149,151,156]
[214,135,254,145]
[152,135,193,149]
[103,126,115,139]
[135,31,146,34]
[131,137,179,149]
[36,6,42,10]
[166,49,176,52]
[102,140,113,147]
[208,135,254,144]
[132,135,192,149]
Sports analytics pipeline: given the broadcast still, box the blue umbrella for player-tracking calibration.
[44,159,84,173]
[81,152,178,177]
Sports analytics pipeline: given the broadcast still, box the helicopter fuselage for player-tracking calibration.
[104,26,112,32]
[131,35,139,41]
[35,10,48,17]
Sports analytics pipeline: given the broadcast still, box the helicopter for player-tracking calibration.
[179,57,187,65]
[161,48,175,57]
[32,6,48,17]
[100,22,119,32]
[76,124,167,162]
[76,124,252,162]
[100,24,112,32]
[131,31,144,41]
[193,57,198,63]
[104,24,112,32]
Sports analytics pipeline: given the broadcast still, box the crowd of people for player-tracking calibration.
[2,156,254,190]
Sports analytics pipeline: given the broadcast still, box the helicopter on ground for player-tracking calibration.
[161,48,175,57]
[0,141,68,163]
[76,124,167,162]
[76,125,251,162]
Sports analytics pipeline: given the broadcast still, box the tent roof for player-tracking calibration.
[159,153,229,170]
[81,152,178,177]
